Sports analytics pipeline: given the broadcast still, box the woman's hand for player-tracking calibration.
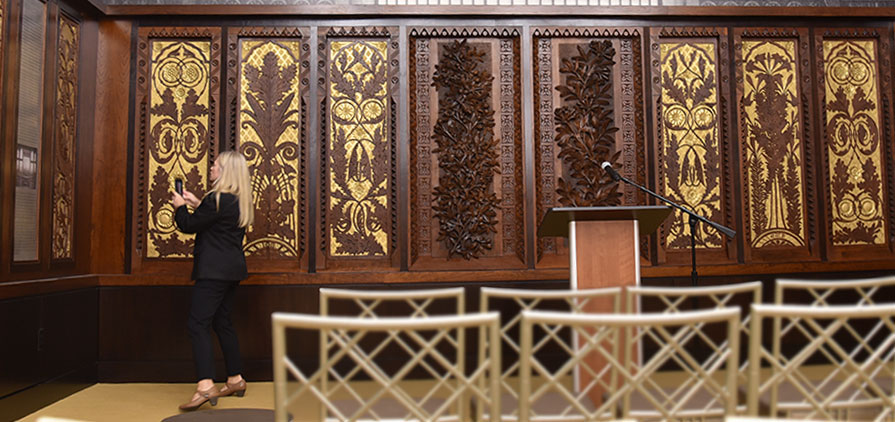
[171,192,187,209]
[182,190,201,208]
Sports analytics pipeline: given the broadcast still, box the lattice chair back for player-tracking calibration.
[478,286,622,421]
[747,304,895,421]
[775,275,895,307]
[319,287,466,420]
[627,281,761,415]
[518,308,740,422]
[272,312,501,422]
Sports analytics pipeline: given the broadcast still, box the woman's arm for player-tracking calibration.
[174,195,220,234]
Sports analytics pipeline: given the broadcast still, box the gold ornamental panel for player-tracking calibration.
[52,16,79,260]
[146,40,211,258]
[823,40,886,246]
[741,40,806,248]
[238,39,302,258]
[659,42,723,250]
[328,40,389,257]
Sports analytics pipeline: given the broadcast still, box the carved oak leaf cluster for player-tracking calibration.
[431,40,500,260]
[554,40,621,207]
[241,51,300,256]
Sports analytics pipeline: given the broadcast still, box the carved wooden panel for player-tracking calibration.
[409,28,524,269]
[51,15,79,261]
[650,27,735,265]
[320,27,398,267]
[133,27,221,264]
[225,27,308,265]
[532,28,646,267]
[815,28,893,260]
[734,28,817,263]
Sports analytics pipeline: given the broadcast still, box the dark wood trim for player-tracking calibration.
[0,274,96,299]
[101,5,895,18]
[0,0,20,279]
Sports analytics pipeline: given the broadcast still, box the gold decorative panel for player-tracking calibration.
[146,40,212,258]
[659,42,723,250]
[51,16,79,260]
[823,40,886,246]
[327,40,390,257]
[741,39,806,248]
[237,39,302,258]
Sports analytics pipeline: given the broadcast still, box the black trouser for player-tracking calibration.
[187,279,243,381]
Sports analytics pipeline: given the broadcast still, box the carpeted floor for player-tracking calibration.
[18,382,316,422]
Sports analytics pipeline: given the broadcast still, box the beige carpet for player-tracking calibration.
[19,382,317,422]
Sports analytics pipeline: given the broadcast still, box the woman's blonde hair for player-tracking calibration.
[211,150,254,228]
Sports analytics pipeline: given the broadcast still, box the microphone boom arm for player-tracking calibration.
[611,172,736,239]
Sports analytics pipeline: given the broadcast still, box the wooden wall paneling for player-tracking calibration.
[89,19,130,274]
[131,26,221,275]
[733,27,819,263]
[650,27,737,266]
[0,296,41,397]
[531,27,647,269]
[0,0,16,279]
[224,26,309,274]
[317,27,399,271]
[813,27,894,261]
[407,27,525,271]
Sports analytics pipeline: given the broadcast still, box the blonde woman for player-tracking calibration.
[171,150,254,411]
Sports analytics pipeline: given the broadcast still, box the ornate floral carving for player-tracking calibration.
[52,16,78,260]
[328,40,390,256]
[822,39,886,245]
[554,40,621,207]
[658,41,723,249]
[430,40,500,260]
[237,39,303,258]
[146,40,212,257]
[741,39,806,248]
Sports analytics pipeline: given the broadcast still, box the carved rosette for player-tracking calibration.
[822,39,886,246]
[658,41,724,250]
[532,28,645,265]
[409,28,524,266]
[231,33,305,259]
[135,27,220,261]
[51,15,78,260]
[740,39,807,248]
[327,39,391,257]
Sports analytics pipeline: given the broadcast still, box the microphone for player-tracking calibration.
[601,162,621,181]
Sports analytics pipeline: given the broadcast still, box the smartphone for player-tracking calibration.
[174,178,183,195]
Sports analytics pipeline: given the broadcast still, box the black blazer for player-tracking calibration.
[175,192,248,281]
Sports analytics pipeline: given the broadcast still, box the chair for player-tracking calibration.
[772,276,895,419]
[478,286,622,421]
[627,282,762,416]
[747,303,895,421]
[272,312,501,422]
[518,307,741,422]
[775,275,895,306]
[319,286,466,318]
[318,287,466,420]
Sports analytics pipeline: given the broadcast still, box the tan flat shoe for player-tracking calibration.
[219,379,247,397]
[178,386,219,411]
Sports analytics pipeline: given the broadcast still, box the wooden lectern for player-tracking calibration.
[538,205,672,402]
[538,205,671,293]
